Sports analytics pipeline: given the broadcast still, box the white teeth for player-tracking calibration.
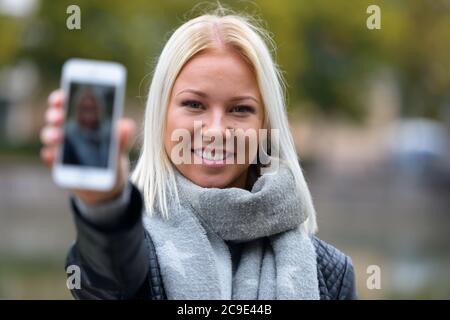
[193,149,232,161]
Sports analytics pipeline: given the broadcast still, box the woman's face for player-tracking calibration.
[76,90,101,130]
[164,47,264,189]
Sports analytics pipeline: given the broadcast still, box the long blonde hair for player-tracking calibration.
[131,9,318,234]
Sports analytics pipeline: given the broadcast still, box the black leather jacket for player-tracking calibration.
[65,183,357,300]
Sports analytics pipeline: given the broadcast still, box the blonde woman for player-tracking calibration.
[40,11,356,300]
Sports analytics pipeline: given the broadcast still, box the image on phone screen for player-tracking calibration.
[62,82,115,168]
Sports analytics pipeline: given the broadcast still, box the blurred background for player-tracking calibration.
[0,0,449,299]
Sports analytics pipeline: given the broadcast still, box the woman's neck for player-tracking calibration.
[226,164,260,190]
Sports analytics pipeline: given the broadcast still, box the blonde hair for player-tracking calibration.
[131,9,318,234]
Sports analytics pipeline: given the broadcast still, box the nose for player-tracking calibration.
[202,108,233,144]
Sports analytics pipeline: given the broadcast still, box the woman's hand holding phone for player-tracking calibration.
[40,89,136,205]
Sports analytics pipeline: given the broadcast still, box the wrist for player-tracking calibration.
[73,181,132,227]
[76,182,125,206]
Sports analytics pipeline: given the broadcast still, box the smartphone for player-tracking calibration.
[53,58,126,191]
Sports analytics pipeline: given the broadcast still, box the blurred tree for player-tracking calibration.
[0,0,449,121]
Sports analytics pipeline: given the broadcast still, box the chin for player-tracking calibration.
[182,167,236,189]
[193,173,232,188]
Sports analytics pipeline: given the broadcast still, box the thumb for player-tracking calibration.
[117,118,136,155]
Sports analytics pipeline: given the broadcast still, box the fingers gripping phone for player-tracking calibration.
[53,59,126,191]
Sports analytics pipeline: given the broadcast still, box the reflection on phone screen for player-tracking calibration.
[62,82,115,168]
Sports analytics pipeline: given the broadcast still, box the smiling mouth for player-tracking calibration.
[191,148,234,162]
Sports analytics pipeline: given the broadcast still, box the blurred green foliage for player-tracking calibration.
[1,0,450,121]
[0,255,70,299]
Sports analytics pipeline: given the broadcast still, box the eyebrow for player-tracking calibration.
[176,89,260,104]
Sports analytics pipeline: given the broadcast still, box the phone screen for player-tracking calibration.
[62,82,115,168]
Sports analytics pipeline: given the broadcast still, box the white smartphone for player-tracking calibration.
[53,58,126,191]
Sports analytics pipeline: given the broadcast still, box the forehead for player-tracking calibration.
[173,48,259,94]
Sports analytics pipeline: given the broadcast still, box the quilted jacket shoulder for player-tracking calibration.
[312,236,357,300]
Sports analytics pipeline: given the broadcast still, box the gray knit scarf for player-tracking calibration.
[142,164,319,300]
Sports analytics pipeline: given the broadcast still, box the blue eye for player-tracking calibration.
[181,100,203,109]
[231,105,254,113]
